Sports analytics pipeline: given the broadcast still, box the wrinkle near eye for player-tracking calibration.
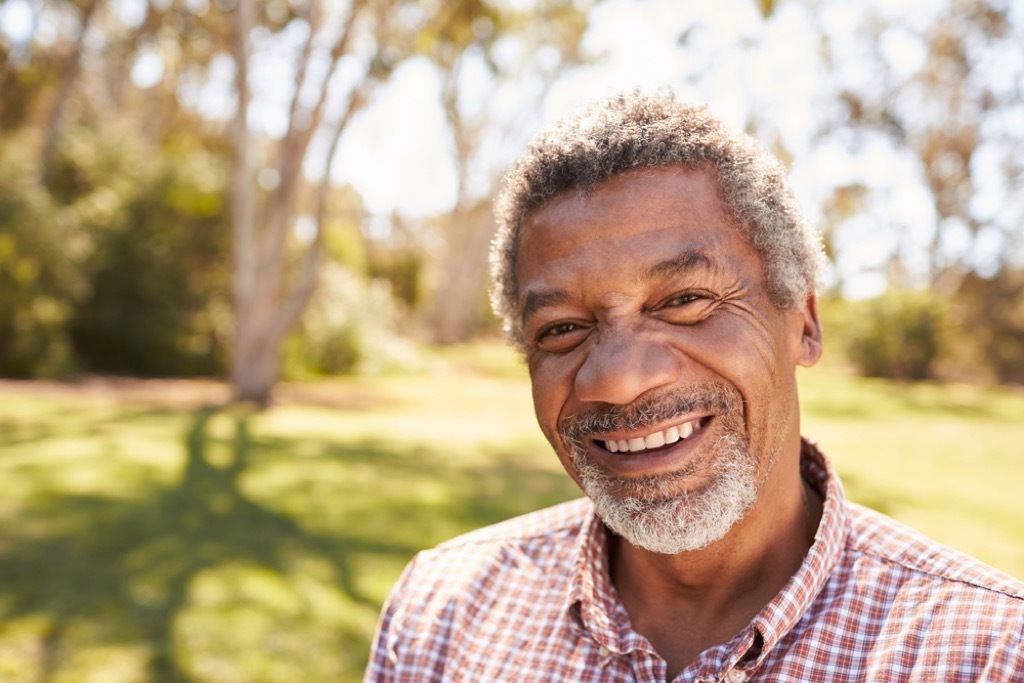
[650,293,721,326]
[720,299,781,375]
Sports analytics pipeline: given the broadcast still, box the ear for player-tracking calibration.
[796,293,823,368]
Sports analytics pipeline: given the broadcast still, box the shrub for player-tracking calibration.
[284,263,422,378]
[61,124,232,377]
[839,290,948,380]
[950,271,1024,385]
[0,140,80,378]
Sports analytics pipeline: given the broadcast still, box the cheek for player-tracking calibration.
[676,315,780,389]
[529,358,588,489]
[674,312,798,438]
[529,356,573,442]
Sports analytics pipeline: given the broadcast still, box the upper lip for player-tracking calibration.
[595,416,708,454]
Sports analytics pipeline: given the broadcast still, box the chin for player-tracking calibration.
[574,430,759,554]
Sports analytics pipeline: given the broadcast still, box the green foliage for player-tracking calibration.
[823,275,1024,386]
[951,271,1024,385]
[0,139,81,378]
[0,122,232,379]
[367,246,425,310]
[284,263,422,378]
[828,290,947,380]
[324,214,368,275]
[63,125,232,377]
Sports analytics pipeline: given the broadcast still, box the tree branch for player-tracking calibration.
[268,80,374,343]
[41,0,103,187]
[259,0,369,276]
[230,0,257,318]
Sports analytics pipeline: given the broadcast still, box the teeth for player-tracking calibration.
[603,418,703,454]
[644,432,665,449]
[664,426,680,444]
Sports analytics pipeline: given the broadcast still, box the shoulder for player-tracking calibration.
[364,499,593,680]
[834,500,1024,672]
[388,497,592,606]
[845,501,1024,601]
[784,502,1024,680]
[433,496,593,554]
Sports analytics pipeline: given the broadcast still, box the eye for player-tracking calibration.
[652,290,715,324]
[663,293,701,307]
[534,321,588,352]
[542,322,578,337]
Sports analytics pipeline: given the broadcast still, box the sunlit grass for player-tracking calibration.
[798,355,1024,576]
[0,344,1022,682]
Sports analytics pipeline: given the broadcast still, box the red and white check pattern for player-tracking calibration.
[365,440,1024,682]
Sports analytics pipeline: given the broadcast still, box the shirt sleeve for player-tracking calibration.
[985,607,1024,681]
[363,554,420,683]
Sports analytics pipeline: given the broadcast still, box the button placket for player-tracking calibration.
[724,668,747,683]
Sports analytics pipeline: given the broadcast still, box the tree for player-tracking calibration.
[806,0,1024,295]
[227,0,378,403]
[951,269,1024,384]
[39,0,102,186]
[228,0,601,399]
[423,0,594,343]
[0,0,244,379]
[0,0,604,392]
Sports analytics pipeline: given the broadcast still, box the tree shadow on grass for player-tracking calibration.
[0,407,420,681]
[0,405,580,682]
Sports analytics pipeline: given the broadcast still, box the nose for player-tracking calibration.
[574,330,681,405]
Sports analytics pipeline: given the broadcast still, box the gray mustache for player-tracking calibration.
[559,382,740,442]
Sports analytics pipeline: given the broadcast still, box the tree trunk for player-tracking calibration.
[228,0,277,404]
[41,0,102,186]
[230,313,283,405]
[427,205,495,343]
[227,0,372,405]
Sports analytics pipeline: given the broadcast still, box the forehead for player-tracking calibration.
[516,167,762,302]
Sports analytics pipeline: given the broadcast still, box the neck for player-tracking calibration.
[609,455,822,678]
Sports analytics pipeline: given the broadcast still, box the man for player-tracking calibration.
[365,91,1024,682]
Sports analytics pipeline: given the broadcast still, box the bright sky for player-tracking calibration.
[336,0,795,217]
[330,0,906,296]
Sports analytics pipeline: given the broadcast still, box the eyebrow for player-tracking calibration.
[520,248,716,327]
[642,249,715,282]
[522,289,574,326]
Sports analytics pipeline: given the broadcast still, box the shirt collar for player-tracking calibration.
[746,439,848,662]
[563,438,850,663]
[564,497,633,652]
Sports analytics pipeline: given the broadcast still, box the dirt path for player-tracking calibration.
[0,376,231,408]
[0,376,388,411]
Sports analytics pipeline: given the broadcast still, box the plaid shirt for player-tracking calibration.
[365,440,1024,682]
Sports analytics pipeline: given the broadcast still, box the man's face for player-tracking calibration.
[516,167,821,553]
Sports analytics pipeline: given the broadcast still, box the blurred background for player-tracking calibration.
[1,0,1022,681]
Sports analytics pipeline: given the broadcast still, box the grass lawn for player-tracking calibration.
[0,342,1022,682]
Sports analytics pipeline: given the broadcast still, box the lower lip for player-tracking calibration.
[592,419,712,478]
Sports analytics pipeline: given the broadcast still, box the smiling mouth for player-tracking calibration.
[598,416,708,454]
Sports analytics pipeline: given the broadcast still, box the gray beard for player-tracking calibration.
[559,383,763,554]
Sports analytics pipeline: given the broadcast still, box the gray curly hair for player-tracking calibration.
[490,90,826,350]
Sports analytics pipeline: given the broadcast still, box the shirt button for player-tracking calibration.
[725,670,747,683]
[598,646,610,658]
